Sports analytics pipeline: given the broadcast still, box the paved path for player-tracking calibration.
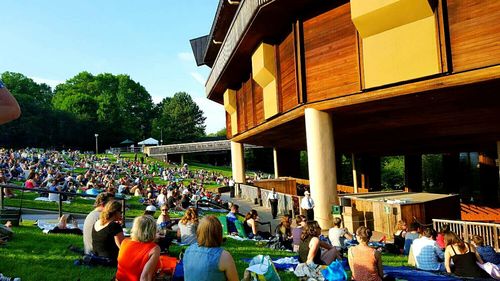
[220,192,281,234]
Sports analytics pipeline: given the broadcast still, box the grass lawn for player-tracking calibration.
[0,221,409,281]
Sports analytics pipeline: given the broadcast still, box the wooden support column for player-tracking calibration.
[231,141,246,183]
[305,108,338,229]
[273,148,301,179]
[405,155,422,192]
[443,153,460,194]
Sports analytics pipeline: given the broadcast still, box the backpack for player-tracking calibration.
[321,260,347,281]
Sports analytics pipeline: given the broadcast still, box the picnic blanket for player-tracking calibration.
[382,266,478,281]
[243,256,299,271]
[36,220,79,234]
[34,197,71,204]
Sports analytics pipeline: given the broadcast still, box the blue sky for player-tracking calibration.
[0,0,225,133]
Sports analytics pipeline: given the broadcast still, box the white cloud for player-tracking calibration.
[177,52,195,63]
[30,76,64,89]
[193,97,225,134]
[190,72,206,86]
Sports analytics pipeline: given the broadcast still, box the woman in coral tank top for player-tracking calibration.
[348,226,393,281]
[116,215,160,281]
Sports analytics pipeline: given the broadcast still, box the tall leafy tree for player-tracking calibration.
[0,72,57,147]
[154,92,206,144]
[53,72,154,147]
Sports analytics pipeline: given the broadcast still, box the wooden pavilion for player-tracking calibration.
[191,0,500,228]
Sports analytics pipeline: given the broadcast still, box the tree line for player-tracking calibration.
[0,71,215,150]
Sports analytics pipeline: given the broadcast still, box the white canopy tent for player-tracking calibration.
[137,137,159,146]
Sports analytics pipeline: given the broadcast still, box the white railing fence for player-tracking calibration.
[433,219,500,251]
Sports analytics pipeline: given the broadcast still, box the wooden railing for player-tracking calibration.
[433,218,500,251]
[337,184,369,194]
[253,178,298,195]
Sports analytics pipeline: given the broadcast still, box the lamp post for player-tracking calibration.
[157,126,163,145]
[94,133,99,155]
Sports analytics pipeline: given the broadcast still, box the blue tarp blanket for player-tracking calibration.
[242,256,299,271]
[382,266,494,281]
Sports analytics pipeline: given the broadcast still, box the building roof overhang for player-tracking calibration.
[192,0,341,104]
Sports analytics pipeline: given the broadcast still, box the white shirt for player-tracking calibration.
[268,192,278,201]
[301,196,314,209]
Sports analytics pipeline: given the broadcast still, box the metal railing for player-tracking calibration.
[433,218,500,251]
[0,184,127,227]
[146,140,261,156]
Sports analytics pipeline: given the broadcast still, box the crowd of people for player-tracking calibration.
[394,219,500,279]
[2,147,500,280]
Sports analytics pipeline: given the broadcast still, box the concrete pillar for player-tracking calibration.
[180,154,184,165]
[231,141,246,183]
[405,155,422,192]
[305,108,338,229]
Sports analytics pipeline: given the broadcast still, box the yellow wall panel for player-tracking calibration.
[252,42,278,119]
[351,0,434,38]
[224,89,237,114]
[362,16,440,88]
[231,112,238,136]
[263,80,278,119]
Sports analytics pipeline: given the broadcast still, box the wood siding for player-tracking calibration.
[243,78,255,129]
[226,112,232,139]
[236,86,246,133]
[278,32,298,112]
[303,2,360,102]
[447,0,500,72]
[253,80,265,125]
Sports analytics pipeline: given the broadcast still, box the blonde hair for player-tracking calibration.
[131,215,157,242]
[395,220,407,231]
[99,200,122,224]
[180,207,199,225]
[196,215,222,248]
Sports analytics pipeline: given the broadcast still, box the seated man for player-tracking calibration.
[226,204,239,235]
[411,227,444,271]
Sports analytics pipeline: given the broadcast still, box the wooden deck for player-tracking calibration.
[461,203,500,223]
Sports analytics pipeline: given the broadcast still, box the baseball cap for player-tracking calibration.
[145,205,157,212]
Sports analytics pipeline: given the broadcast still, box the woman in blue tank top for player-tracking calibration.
[183,215,239,281]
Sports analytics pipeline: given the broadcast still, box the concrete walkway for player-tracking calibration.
[220,192,281,234]
[220,193,387,241]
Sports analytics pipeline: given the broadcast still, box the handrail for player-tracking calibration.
[0,184,127,227]
[195,198,272,233]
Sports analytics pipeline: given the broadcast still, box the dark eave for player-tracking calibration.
[205,0,341,104]
[204,0,240,68]
[190,35,210,66]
